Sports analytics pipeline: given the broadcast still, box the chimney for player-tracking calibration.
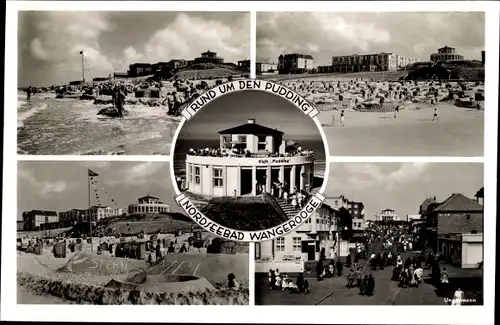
[247,118,255,124]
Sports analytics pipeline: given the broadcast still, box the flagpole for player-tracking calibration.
[88,171,93,252]
[81,51,85,82]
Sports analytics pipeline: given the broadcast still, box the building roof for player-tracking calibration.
[202,50,216,54]
[419,197,437,213]
[439,46,455,50]
[25,210,58,216]
[433,193,483,212]
[218,121,284,136]
[280,53,314,60]
[138,195,160,200]
[130,63,152,67]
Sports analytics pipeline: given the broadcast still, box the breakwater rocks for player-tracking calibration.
[97,107,131,118]
[17,272,249,305]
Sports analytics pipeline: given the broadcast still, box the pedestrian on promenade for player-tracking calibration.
[345,254,352,267]
[295,273,305,292]
[367,274,375,296]
[451,288,464,305]
[346,269,354,288]
[328,262,335,278]
[303,279,310,294]
[316,261,324,281]
[360,275,369,295]
[354,254,359,267]
[440,267,449,293]
[355,268,362,288]
[269,269,276,290]
[336,259,343,276]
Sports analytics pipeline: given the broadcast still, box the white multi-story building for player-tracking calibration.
[256,62,278,75]
[128,195,171,214]
[185,118,315,197]
[331,52,419,72]
[375,208,402,223]
[88,206,124,222]
[430,46,464,62]
[352,217,368,231]
[22,210,59,231]
[329,195,350,210]
[59,208,87,226]
[278,53,314,74]
[396,55,420,69]
[255,202,336,263]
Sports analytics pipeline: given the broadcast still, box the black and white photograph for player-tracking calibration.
[3,0,498,324]
[254,163,484,305]
[16,161,249,305]
[17,11,250,155]
[256,12,485,156]
[173,90,326,231]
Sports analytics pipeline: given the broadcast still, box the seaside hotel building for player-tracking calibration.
[184,119,315,198]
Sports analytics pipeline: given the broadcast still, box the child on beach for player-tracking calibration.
[340,110,345,126]
[433,107,439,121]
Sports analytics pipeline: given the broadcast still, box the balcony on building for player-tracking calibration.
[185,118,315,197]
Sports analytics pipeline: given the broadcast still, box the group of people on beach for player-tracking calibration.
[269,269,310,294]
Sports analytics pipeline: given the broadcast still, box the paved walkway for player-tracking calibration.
[256,250,449,305]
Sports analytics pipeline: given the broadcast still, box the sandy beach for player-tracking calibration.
[319,103,484,156]
[265,74,484,156]
[16,233,249,305]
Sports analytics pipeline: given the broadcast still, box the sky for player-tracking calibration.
[178,90,322,140]
[18,11,250,87]
[324,162,483,220]
[257,12,485,66]
[17,161,183,221]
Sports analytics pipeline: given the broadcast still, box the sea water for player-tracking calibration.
[17,92,179,155]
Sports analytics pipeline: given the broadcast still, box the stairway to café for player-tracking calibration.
[276,198,299,219]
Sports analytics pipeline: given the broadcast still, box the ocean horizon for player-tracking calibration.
[173,138,326,176]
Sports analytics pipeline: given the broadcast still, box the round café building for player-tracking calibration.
[185,118,315,197]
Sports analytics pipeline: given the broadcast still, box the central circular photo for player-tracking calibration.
[172,81,328,241]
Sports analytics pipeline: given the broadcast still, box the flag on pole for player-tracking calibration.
[88,169,98,177]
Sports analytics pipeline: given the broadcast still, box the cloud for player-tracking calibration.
[339,162,430,191]
[257,12,485,65]
[24,12,115,82]
[20,12,249,86]
[106,162,168,186]
[142,13,249,63]
[29,38,49,60]
[18,169,70,197]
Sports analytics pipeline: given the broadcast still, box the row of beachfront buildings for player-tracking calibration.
[250,46,485,75]
[72,50,244,85]
[255,187,484,270]
[18,195,171,232]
